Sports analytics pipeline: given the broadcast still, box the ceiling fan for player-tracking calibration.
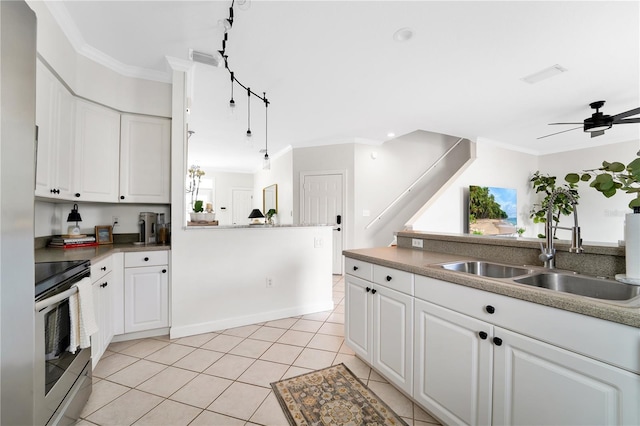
[538,101,640,139]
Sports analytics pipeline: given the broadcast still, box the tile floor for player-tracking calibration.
[78,275,442,426]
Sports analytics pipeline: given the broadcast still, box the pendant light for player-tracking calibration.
[263,92,270,170]
[246,87,252,142]
[228,71,235,114]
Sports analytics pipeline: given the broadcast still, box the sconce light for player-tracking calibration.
[66,203,82,235]
[248,208,265,224]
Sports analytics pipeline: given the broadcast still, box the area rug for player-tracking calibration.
[271,363,408,426]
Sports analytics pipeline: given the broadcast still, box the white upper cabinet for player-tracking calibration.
[119,115,171,203]
[74,99,121,202]
[35,60,75,200]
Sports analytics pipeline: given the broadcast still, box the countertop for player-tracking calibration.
[343,246,640,329]
[35,243,170,264]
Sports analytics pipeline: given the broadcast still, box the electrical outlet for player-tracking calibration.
[112,216,120,227]
[266,277,273,288]
[412,238,423,248]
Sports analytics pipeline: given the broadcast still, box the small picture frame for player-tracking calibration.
[95,225,113,245]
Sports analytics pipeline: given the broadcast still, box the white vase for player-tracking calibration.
[625,212,640,279]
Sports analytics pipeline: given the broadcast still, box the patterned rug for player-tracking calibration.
[271,363,408,426]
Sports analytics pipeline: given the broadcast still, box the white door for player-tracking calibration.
[301,173,343,274]
[414,299,493,426]
[493,327,640,426]
[232,188,253,225]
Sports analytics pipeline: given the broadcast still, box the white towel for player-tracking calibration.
[69,277,99,353]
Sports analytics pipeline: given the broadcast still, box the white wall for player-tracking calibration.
[253,148,294,224]
[411,141,539,237]
[35,200,170,237]
[538,139,639,243]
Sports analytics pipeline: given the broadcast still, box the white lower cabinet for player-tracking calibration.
[345,260,413,395]
[413,299,493,426]
[124,252,169,333]
[91,256,115,369]
[413,275,640,426]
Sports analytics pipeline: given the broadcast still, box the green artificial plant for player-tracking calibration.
[565,157,640,211]
[529,171,579,238]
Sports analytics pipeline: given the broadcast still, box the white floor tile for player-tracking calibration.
[169,374,233,409]
[132,399,201,426]
[207,382,270,420]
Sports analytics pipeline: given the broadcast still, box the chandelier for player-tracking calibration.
[190,0,271,170]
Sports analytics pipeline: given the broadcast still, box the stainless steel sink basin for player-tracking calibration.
[441,261,533,279]
[514,273,640,301]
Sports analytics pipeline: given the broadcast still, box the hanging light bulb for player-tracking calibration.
[228,72,235,115]
[263,92,270,170]
[246,87,252,142]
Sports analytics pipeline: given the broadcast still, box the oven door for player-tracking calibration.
[34,289,92,426]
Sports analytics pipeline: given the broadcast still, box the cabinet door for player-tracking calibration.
[344,274,372,362]
[493,327,640,426]
[91,270,114,369]
[91,278,104,369]
[119,115,171,203]
[124,265,169,333]
[372,284,413,394]
[35,61,55,197]
[74,99,120,202]
[414,299,493,426]
[52,82,75,199]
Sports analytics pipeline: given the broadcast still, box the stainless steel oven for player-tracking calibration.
[34,260,92,426]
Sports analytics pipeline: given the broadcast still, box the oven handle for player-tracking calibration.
[35,286,78,312]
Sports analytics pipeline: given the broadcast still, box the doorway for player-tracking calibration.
[231,188,253,225]
[300,172,344,275]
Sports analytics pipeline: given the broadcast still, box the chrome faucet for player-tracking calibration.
[538,188,583,269]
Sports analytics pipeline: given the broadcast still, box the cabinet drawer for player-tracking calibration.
[345,258,373,281]
[373,265,413,295]
[125,251,168,268]
[91,255,113,281]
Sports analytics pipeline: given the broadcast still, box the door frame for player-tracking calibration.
[299,170,347,275]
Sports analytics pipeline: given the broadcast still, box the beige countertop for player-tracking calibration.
[343,246,640,329]
[35,243,170,264]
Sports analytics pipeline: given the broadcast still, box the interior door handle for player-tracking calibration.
[336,215,341,225]
[334,227,341,231]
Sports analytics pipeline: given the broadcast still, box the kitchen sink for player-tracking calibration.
[514,273,640,301]
[440,261,533,279]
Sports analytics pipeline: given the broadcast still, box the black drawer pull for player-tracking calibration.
[162,269,167,273]
[479,331,488,340]
[120,195,125,200]
[371,289,377,294]
[493,337,503,346]
[144,257,149,261]
[485,305,496,314]
[101,266,107,271]
[75,193,81,198]
[100,282,108,288]
[365,287,371,292]
[353,266,359,271]
[386,275,392,281]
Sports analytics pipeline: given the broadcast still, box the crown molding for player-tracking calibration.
[44,1,172,84]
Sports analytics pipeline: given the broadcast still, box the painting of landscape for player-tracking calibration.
[468,186,517,235]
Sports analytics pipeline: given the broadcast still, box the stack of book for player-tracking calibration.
[49,235,98,249]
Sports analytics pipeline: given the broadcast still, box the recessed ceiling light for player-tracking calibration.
[393,28,413,42]
[521,64,567,84]
[387,132,396,138]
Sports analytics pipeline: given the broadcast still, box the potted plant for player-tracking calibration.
[266,208,277,225]
[187,165,205,222]
[565,156,640,281]
[529,171,579,239]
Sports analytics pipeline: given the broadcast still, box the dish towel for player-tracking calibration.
[69,277,98,353]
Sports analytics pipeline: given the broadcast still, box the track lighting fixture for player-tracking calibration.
[228,72,235,114]
[246,87,252,141]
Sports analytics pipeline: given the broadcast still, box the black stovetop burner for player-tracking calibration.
[35,260,91,300]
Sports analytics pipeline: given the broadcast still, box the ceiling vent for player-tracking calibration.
[521,64,567,84]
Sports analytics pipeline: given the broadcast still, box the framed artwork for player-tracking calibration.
[468,185,517,235]
[95,225,113,244]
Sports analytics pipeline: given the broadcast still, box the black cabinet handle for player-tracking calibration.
[50,188,60,194]
[101,266,106,271]
[371,289,377,294]
[479,331,488,340]
[100,282,108,288]
[75,193,81,198]
[365,287,371,292]
[485,305,496,314]
[334,227,341,231]
[144,257,149,261]
[493,337,503,346]
[120,195,125,200]
[353,266,358,271]
[386,275,392,281]
[162,269,167,273]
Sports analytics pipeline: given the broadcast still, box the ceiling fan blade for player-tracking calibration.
[614,118,640,124]
[548,122,583,125]
[590,130,605,138]
[537,126,582,140]
[612,107,640,121]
